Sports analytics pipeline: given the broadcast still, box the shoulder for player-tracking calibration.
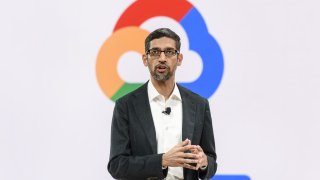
[177,84,208,104]
[115,82,148,104]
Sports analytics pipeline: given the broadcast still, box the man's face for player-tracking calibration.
[142,37,183,82]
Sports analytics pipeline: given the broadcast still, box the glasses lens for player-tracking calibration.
[149,49,160,56]
[164,50,176,57]
[147,49,178,58]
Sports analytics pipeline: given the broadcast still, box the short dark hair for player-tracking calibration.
[145,28,181,52]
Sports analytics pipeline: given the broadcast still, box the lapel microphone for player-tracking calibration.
[162,107,171,115]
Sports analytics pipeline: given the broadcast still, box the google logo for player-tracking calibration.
[96,0,224,102]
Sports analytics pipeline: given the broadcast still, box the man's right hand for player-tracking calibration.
[162,139,199,170]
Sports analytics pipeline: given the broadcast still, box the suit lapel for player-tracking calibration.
[179,85,197,142]
[133,82,157,154]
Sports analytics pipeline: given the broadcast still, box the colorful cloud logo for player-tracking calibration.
[96,0,224,101]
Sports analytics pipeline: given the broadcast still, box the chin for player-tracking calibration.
[153,74,170,81]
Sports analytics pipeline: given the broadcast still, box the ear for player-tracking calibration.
[177,53,183,66]
[142,54,148,67]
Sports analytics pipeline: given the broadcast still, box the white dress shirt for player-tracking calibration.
[147,81,183,180]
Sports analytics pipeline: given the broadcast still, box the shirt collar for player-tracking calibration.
[147,80,181,102]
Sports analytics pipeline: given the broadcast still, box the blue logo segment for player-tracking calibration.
[212,175,251,180]
[180,7,224,98]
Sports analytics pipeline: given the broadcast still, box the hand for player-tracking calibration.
[192,145,208,170]
[162,139,199,170]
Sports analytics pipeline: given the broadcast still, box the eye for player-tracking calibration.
[165,49,176,56]
[149,49,160,55]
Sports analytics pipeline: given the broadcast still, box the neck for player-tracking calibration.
[150,77,175,100]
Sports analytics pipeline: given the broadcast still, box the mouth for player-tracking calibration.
[155,65,168,73]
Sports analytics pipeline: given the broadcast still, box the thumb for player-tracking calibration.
[180,138,190,146]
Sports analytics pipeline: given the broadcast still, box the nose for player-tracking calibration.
[158,51,167,62]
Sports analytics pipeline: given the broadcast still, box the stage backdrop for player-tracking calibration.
[0,0,319,180]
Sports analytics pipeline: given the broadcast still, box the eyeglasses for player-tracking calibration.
[146,48,179,58]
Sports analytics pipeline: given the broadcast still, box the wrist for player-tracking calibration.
[161,153,168,168]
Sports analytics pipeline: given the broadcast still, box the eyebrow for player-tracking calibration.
[149,47,175,50]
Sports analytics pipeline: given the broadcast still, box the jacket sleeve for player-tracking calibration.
[107,99,168,179]
[198,99,218,179]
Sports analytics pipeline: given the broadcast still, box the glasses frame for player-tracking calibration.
[146,48,180,59]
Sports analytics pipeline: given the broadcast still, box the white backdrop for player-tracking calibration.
[1,0,320,180]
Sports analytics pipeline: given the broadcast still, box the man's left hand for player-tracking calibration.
[192,145,208,170]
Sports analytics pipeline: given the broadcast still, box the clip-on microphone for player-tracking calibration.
[162,107,171,115]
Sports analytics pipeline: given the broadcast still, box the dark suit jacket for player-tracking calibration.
[108,82,217,180]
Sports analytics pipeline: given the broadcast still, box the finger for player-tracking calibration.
[187,139,191,145]
[180,145,198,152]
[196,159,203,169]
[196,163,201,170]
[191,148,199,153]
[191,149,199,155]
[177,139,190,147]
[182,163,197,170]
[183,158,199,164]
[182,152,198,159]
[196,145,204,152]
[176,157,198,165]
[176,158,189,164]
[173,141,187,150]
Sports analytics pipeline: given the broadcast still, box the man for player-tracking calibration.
[108,28,217,180]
